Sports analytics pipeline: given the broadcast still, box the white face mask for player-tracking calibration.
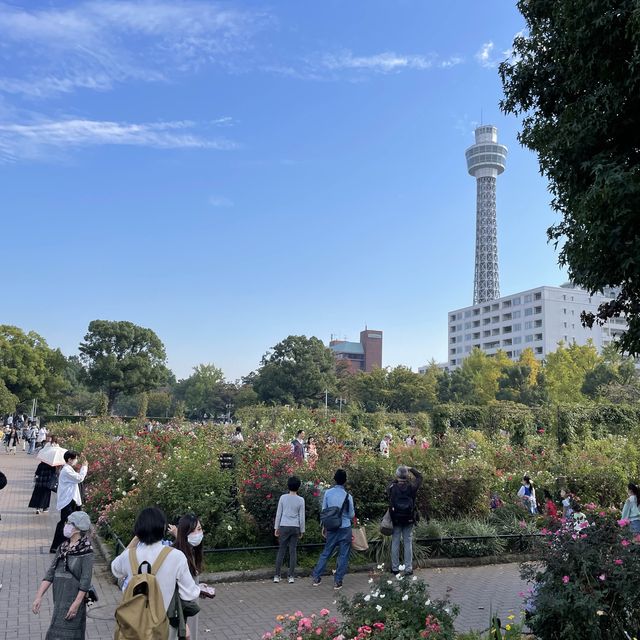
[187,532,204,547]
[63,524,77,539]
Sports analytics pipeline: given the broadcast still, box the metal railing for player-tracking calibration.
[99,520,543,558]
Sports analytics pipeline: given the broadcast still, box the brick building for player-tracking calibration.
[329,328,383,373]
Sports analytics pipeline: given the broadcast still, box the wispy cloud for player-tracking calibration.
[0,1,268,97]
[320,50,463,74]
[208,195,234,207]
[475,42,496,68]
[0,118,237,163]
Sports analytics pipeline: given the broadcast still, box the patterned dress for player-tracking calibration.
[43,540,94,640]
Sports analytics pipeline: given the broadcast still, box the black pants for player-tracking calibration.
[50,500,79,552]
[275,526,300,577]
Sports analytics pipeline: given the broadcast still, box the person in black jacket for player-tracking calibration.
[387,465,423,576]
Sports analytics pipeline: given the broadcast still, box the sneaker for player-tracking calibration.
[288,577,295,584]
[334,581,343,591]
[273,576,280,583]
[35,510,40,515]
[312,577,321,586]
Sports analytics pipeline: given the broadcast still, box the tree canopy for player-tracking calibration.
[79,320,168,411]
[0,325,67,412]
[253,335,336,407]
[500,0,640,355]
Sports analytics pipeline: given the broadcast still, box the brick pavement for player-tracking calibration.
[0,450,528,640]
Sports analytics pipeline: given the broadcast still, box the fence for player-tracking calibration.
[99,520,542,559]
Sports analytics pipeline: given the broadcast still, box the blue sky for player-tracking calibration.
[0,1,566,380]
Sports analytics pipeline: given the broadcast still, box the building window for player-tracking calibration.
[483,330,491,338]
[525,308,533,316]
[492,328,500,336]
[503,313,512,321]
[492,303,499,311]
[465,346,472,353]
[513,297,521,305]
[450,314,457,322]
[450,348,456,355]
[525,334,534,342]
[492,316,500,323]
[464,322,471,329]
[564,335,568,342]
[503,339,512,346]
[513,310,521,319]
[464,310,471,318]
[483,305,490,313]
[563,295,566,301]
[502,325,512,334]
[450,359,456,366]
[534,292,542,301]
[513,323,521,331]
[535,333,543,341]
[534,319,542,328]
[563,322,567,328]
[473,308,480,316]
[464,334,471,341]
[524,321,533,330]
[535,347,543,355]
[473,332,480,340]
[534,306,542,314]
[524,294,533,303]
[483,318,491,325]
[473,320,480,328]
[502,300,512,308]
[450,337,456,344]
[513,336,522,344]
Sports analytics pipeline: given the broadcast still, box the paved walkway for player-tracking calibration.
[0,450,527,639]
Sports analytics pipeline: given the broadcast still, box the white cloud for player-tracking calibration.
[0,1,267,97]
[321,50,462,73]
[208,195,233,207]
[0,118,237,163]
[476,42,496,68]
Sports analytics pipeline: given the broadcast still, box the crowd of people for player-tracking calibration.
[1,415,639,639]
[3,414,47,455]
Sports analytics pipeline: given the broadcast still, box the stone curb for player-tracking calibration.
[93,530,537,585]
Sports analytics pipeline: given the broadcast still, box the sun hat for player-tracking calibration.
[67,511,92,532]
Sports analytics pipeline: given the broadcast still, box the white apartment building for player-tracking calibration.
[444,283,626,369]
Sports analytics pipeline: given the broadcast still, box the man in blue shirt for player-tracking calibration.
[311,469,355,590]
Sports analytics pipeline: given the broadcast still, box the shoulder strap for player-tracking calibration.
[340,492,350,514]
[151,546,172,574]
[128,548,139,575]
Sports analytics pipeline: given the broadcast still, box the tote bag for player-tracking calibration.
[351,526,369,551]
[380,509,393,536]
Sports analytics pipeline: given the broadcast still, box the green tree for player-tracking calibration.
[0,325,67,412]
[346,367,389,412]
[582,343,640,400]
[175,364,227,418]
[146,390,173,417]
[253,335,336,407]
[544,341,600,403]
[59,356,100,415]
[500,0,640,355]
[0,380,18,415]
[459,348,509,405]
[79,320,169,412]
[437,367,475,404]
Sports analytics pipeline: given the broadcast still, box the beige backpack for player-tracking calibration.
[114,546,172,640]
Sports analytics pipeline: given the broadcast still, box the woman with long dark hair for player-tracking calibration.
[171,514,211,640]
[622,483,640,533]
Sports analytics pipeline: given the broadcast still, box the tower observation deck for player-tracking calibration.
[465,125,507,305]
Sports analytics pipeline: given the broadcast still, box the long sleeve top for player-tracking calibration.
[111,542,200,613]
[322,485,355,529]
[57,463,88,510]
[274,493,305,533]
[622,495,640,522]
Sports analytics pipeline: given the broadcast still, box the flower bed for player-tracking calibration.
[48,414,640,554]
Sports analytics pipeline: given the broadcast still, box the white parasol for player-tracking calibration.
[37,444,68,467]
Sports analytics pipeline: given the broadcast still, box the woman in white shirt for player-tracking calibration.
[111,507,200,639]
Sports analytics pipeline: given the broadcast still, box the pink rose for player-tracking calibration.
[562,575,570,584]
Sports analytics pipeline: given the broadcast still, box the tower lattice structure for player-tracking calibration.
[465,125,507,305]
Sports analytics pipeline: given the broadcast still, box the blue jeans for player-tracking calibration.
[312,526,352,584]
[630,519,640,534]
[391,524,414,572]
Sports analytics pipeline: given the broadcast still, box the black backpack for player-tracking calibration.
[0,471,7,491]
[389,484,415,525]
[320,492,350,531]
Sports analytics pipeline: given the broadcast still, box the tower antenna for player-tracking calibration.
[465,125,508,304]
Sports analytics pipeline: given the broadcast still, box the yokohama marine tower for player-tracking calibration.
[465,125,508,305]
